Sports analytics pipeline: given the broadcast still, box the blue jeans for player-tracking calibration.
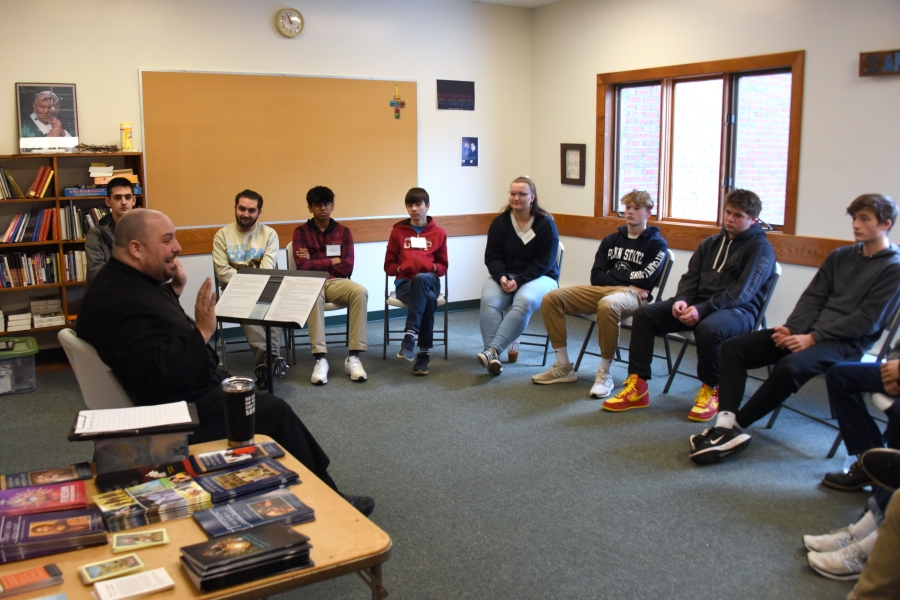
[826,362,900,456]
[395,273,441,349]
[480,276,558,352]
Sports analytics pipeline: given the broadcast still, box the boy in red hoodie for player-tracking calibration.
[384,188,449,375]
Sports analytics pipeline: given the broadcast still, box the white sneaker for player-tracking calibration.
[532,362,576,384]
[311,358,329,385]
[807,541,867,581]
[803,526,853,552]
[344,356,367,382]
[589,368,614,399]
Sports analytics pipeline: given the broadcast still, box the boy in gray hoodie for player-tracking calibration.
[690,194,900,465]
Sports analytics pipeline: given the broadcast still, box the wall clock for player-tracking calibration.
[275,8,304,38]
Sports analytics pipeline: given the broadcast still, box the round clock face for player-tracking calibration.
[276,8,304,38]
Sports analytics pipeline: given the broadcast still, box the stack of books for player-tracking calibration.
[88,164,114,180]
[0,563,64,596]
[0,481,88,518]
[92,166,139,186]
[5,312,31,332]
[0,167,25,200]
[93,473,212,532]
[62,249,86,282]
[0,508,107,564]
[193,489,315,537]
[0,309,4,333]
[62,184,142,198]
[180,522,313,592]
[193,458,300,504]
[30,296,64,328]
[24,167,54,199]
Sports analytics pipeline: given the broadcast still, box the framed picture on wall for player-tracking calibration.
[560,143,586,186]
[461,136,478,167]
[16,83,79,153]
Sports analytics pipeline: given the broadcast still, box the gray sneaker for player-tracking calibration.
[803,526,854,553]
[477,347,502,375]
[807,541,866,581]
[532,362,576,385]
[589,368,614,399]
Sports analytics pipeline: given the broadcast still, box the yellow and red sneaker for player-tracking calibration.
[601,374,649,412]
[688,384,719,422]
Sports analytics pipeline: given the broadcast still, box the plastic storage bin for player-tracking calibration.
[0,337,38,395]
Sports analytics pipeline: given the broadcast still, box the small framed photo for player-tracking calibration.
[461,136,478,167]
[560,143,586,186]
[78,553,145,584]
[110,528,170,553]
[16,83,79,153]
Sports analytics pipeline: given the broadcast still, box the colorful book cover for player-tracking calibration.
[1,463,93,490]
[0,563,62,596]
[0,508,105,548]
[194,459,299,501]
[181,522,310,572]
[190,442,285,474]
[94,460,192,493]
[0,482,88,517]
[193,489,314,537]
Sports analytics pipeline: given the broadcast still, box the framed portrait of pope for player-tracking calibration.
[16,83,79,153]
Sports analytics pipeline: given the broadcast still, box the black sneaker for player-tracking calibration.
[689,426,751,465]
[822,461,873,492]
[860,448,900,491]
[254,363,269,389]
[412,352,430,376]
[273,356,289,378]
[398,333,416,361]
[341,493,375,517]
[689,428,712,453]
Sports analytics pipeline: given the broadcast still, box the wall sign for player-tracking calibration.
[859,49,900,76]
[437,80,474,110]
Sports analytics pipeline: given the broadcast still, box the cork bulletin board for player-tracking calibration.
[140,71,417,227]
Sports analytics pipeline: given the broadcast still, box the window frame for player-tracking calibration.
[596,51,804,234]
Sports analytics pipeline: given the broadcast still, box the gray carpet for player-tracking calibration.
[0,310,873,599]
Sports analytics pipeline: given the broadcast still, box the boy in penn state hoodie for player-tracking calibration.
[533,190,668,399]
[384,188,449,376]
[604,189,776,421]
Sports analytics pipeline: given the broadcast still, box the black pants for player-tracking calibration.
[190,387,337,492]
[627,298,754,385]
[825,362,900,455]
[717,329,862,428]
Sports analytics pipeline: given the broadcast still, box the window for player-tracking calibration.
[598,52,803,233]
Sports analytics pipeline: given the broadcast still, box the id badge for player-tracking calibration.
[520,229,536,244]
[410,237,428,249]
[326,244,341,257]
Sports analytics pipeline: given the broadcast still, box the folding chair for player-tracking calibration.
[282,241,350,364]
[765,297,900,458]
[663,262,782,393]
[383,272,449,359]
[518,242,565,366]
[574,248,676,373]
[59,328,134,409]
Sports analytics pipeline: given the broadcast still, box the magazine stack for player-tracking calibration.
[193,489,315,537]
[193,458,300,504]
[180,522,313,592]
[0,508,107,564]
[93,473,212,532]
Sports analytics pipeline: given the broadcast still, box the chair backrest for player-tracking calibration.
[556,242,565,279]
[754,262,782,330]
[651,248,676,303]
[872,298,900,362]
[58,328,133,409]
[285,240,297,270]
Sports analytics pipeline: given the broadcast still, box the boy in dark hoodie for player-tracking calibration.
[533,190,668,399]
[384,188,449,375]
[604,189,776,421]
[690,193,900,466]
[85,177,137,286]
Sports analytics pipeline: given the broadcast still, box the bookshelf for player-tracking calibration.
[0,152,145,345]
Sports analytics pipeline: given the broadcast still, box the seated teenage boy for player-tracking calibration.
[384,188,448,376]
[689,194,900,465]
[292,186,369,385]
[604,189,776,420]
[212,189,286,388]
[85,177,137,286]
[532,189,668,399]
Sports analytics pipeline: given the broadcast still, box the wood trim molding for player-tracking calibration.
[554,213,845,269]
[176,213,497,255]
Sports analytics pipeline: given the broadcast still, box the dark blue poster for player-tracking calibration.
[437,80,475,111]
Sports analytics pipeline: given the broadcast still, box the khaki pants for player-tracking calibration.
[849,491,900,600]
[309,278,368,354]
[540,285,646,360]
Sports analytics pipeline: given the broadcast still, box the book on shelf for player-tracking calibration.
[88,165,114,178]
[30,294,61,312]
[26,167,52,199]
[94,172,139,185]
[63,184,141,198]
[0,562,63,597]
[1,463,93,491]
[4,173,25,200]
[39,170,54,198]
[0,508,107,564]
[0,481,88,518]
[33,312,65,328]
[0,168,11,200]
[179,522,313,592]
[193,458,300,503]
[0,251,61,288]
[192,488,315,538]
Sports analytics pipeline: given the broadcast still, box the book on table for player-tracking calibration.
[92,473,212,532]
[0,481,88,518]
[193,488,315,537]
[1,463,92,491]
[0,508,107,564]
[189,441,285,474]
[180,522,313,592]
[0,563,63,597]
[193,458,300,503]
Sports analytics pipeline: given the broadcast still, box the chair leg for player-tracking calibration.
[765,405,782,429]
[383,305,389,360]
[663,336,673,374]
[345,311,350,348]
[443,301,449,360]
[574,322,595,372]
[541,335,549,366]
[663,341,690,394]
[827,432,843,459]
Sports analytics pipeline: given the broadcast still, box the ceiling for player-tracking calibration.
[469,0,564,8]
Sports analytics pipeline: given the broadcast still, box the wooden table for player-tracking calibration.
[0,436,393,599]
